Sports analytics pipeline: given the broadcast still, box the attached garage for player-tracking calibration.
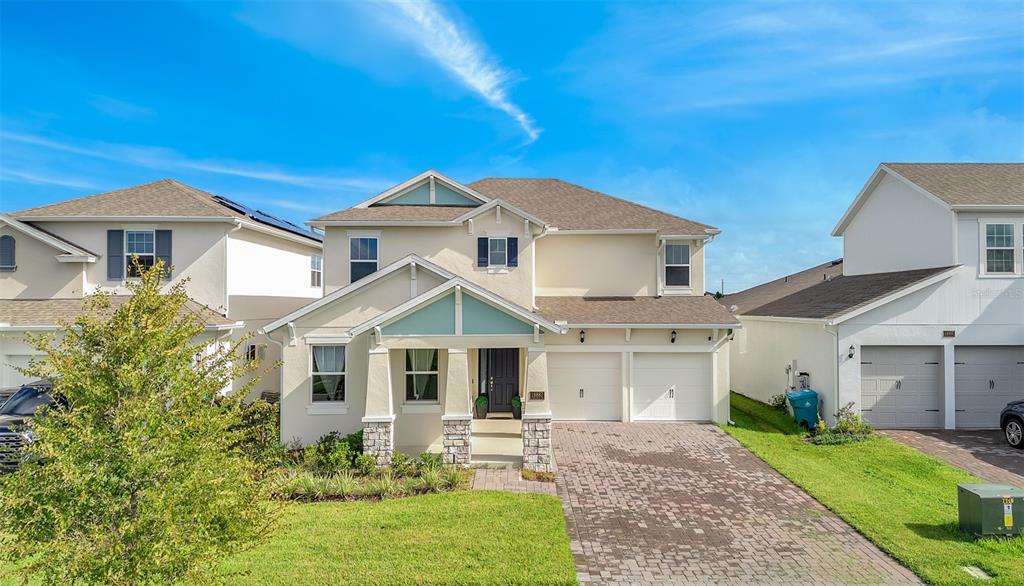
[1,354,36,389]
[632,352,712,421]
[860,346,943,428]
[548,352,621,421]
[955,346,1024,429]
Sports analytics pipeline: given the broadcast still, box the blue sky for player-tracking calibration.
[1,1,1022,292]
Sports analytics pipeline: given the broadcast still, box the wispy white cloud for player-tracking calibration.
[88,95,154,121]
[1,130,392,192]
[383,1,540,143]
[0,168,96,189]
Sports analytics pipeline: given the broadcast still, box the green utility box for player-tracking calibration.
[957,483,1024,538]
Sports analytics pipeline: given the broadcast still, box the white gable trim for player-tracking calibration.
[260,254,457,333]
[831,165,953,236]
[0,214,98,262]
[354,170,491,208]
[349,277,566,337]
[452,199,546,227]
[827,266,959,325]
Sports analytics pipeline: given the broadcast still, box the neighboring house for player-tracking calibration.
[0,179,324,397]
[726,163,1024,430]
[261,170,738,471]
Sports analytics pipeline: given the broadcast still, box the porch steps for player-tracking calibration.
[470,418,523,467]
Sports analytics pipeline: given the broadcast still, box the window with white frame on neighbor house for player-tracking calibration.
[311,345,345,402]
[350,237,378,283]
[665,243,690,287]
[405,349,439,402]
[310,254,323,288]
[984,223,1015,274]
[125,230,155,277]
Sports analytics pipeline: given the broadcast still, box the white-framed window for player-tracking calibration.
[665,243,691,287]
[125,230,155,277]
[984,223,1015,274]
[311,345,345,402]
[350,237,378,283]
[404,349,439,402]
[310,254,323,288]
[488,237,507,267]
[244,343,264,364]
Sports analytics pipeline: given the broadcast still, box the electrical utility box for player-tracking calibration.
[957,483,1024,538]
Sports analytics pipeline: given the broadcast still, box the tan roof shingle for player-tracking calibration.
[313,205,470,222]
[535,296,739,326]
[0,297,237,328]
[721,259,844,315]
[884,163,1024,206]
[12,179,235,219]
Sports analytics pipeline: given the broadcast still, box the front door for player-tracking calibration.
[484,348,518,412]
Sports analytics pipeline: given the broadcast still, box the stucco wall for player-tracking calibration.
[322,207,535,307]
[227,228,322,300]
[843,174,955,276]
[0,226,85,299]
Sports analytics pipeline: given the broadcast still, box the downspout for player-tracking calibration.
[224,221,243,318]
[261,327,287,445]
[822,322,840,422]
[531,225,550,310]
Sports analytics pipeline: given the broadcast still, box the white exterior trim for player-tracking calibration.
[546,344,717,353]
[562,323,741,329]
[0,214,98,261]
[831,165,953,236]
[353,170,491,208]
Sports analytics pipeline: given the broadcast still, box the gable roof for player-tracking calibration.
[536,295,740,327]
[0,214,98,261]
[10,179,322,245]
[721,259,844,315]
[742,265,958,323]
[352,170,491,208]
[884,163,1024,207]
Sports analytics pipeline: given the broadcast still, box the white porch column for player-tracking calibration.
[523,348,554,472]
[442,349,472,466]
[362,346,395,466]
[943,342,956,430]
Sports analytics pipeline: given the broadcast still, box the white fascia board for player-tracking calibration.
[0,325,60,331]
[235,219,323,249]
[737,315,827,324]
[259,254,457,333]
[827,266,959,325]
[307,220,459,228]
[204,321,245,332]
[546,228,657,235]
[353,170,491,208]
[452,199,546,227]
[563,323,741,329]
[12,216,235,223]
[952,204,1024,212]
[55,254,97,263]
[0,214,96,258]
[832,165,953,236]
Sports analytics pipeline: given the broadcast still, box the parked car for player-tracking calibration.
[1002,401,1024,449]
[0,386,20,407]
[0,380,55,471]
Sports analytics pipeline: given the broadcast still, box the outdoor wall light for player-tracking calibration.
[848,345,856,359]
[670,330,677,343]
[579,330,586,343]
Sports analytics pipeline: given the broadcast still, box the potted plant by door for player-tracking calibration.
[474,394,489,419]
[511,394,522,419]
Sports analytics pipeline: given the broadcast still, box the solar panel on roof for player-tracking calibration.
[212,195,322,242]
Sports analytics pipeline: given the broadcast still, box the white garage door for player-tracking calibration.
[955,346,1024,429]
[548,352,621,421]
[632,352,712,421]
[1,354,36,389]
[860,346,942,428]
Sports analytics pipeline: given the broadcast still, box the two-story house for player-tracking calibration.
[726,163,1024,430]
[261,170,738,471]
[0,179,324,397]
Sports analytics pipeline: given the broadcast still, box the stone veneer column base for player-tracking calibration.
[362,419,394,466]
[522,416,554,473]
[442,416,472,467]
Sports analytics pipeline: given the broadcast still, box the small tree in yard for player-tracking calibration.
[0,262,276,585]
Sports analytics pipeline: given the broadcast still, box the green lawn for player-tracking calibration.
[2,491,576,586]
[724,392,1024,586]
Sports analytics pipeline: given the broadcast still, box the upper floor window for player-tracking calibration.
[0,235,15,272]
[125,230,155,277]
[350,237,378,283]
[984,223,1015,274]
[311,345,345,402]
[477,237,518,268]
[665,243,691,287]
[310,254,323,288]
[405,349,439,402]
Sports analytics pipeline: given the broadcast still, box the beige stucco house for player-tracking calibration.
[262,170,739,471]
[1,180,324,397]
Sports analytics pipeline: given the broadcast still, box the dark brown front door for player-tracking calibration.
[484,348,518,412]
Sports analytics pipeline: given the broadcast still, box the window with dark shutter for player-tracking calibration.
[0,235,15,272]
[507,237,518,267]
[155,230,172,278]
[476,237,488,267]
[107,230,124,280]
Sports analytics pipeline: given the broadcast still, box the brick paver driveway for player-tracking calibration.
[881,429,1024,488]
[554,422,920,585]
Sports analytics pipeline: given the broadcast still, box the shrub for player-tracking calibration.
[419,468,443,493]
[354,454,377,476]
[417,451,444,472]
[307,429,366,473]
[832,402,873,436]
[389,451,414,477]
[369,469,403,499]
[442,465,470,490]
[233,399,284,472]
[768,393,787,411]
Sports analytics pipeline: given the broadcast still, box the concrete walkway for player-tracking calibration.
[882,429,1024,488]
[553,422,920,585]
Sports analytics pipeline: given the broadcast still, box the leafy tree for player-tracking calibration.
[0,262,276,585]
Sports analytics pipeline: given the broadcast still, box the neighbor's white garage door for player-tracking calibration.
[955,346,1024,429]
[632,353,712,421]
[1,354,36,389]
[860,346,943,428]
[548,352,621,421]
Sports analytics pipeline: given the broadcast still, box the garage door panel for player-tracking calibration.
[549,353,621,421]
[860,346,942,429]
[632,353,711,421]
[955,346,1024,429]
[1,355,36,389]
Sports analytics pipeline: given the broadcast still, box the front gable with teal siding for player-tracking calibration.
[379,289,537,337]
[462,294,534,335]
[381,292,456,335]
[382,181,481,207]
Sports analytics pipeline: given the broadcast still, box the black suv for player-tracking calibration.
[0,380,55,471]
[1002,401,1024,449]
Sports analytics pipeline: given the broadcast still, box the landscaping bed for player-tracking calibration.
[725,392,1024,586]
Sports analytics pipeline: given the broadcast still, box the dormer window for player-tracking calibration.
[665,243,691,287]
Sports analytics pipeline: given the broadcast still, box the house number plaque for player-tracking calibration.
[529,391,545,401]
